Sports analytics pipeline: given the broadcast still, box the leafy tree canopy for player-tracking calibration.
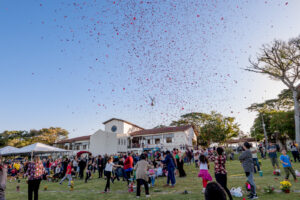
[170,111,240,146]
[0,127,69,148]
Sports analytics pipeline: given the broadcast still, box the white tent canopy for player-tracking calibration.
[1,143,69,156]
[0,146,19,155]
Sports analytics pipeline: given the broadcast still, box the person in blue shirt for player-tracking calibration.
[161,151,176,187]
[279,149,298,182]
[267,142,280,173]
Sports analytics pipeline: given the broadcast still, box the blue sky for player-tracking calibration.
[1,0,300,138]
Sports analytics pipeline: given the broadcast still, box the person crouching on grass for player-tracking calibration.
[280,149,298,182]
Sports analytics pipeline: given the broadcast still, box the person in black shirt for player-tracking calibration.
[85,160,92,183]
[78,158,86,179]
[97,155,104,178]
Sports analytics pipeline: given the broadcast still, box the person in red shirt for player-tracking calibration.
[124,153,133,185]
[59,161,72,186]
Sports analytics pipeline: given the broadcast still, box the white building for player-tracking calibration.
[57,118,198,156]
[55,135,91,154]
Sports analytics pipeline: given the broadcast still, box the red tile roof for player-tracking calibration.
[56,135,91,144]
[130,125,197,137]
[102,118,144,130]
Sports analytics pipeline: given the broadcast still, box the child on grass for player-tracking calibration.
[148,168,156,187]
[102,157,122,193]
[280,149,298,182]
[198,154,212,193]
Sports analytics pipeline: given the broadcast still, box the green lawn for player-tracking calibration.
[6,159,300,200]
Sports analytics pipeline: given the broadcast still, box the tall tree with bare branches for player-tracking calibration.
[246,36,300,144]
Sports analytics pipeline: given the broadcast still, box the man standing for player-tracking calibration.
[78,158,86,179]
[161,151,176,187]
[268,142,280,174]
[0,158,7,200]
[250,145,261,173]
[97,155,104,178]
[291,142,300,162]
[124,153,134,185]
[239,142,258,199]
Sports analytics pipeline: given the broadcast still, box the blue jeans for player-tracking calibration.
[150,176,155,186]
[253,158,260,173]
[246,172,256,195]
[60,174,72,186]
[167,167,176,186]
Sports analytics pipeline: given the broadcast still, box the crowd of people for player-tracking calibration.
[0,141,299,200]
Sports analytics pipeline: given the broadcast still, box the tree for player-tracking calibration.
[246,36,300,144]
[170,111,240,146]
[0,127,69,147]
[250,110,294,146]
[248,89,294,112]
[269,111,295,141]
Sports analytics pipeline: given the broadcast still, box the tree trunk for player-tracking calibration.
[292,90,300,145]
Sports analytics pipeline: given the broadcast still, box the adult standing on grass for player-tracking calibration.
[239,142,258,200]
[0,158,7,200]
[97,155,104,178]
[290,142,300,162]
[26,156,45,200]
[177,151,186,177]
[267,141,280,174]
[134,154,152,198]
[124,153,134,185]
[212,147,233,200]
[250,145,261,174]
[161,151,176,187]
[78,158,86,179]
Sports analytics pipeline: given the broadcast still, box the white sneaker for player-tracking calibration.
[146,195,150,198]
[202,188,206,193]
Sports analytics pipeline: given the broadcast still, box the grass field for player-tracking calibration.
[6,158,300,200]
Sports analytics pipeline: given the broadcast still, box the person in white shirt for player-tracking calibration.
[250,145,261,173]
[102,157,122,193]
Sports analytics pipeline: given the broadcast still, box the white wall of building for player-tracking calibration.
[117,134,128,152]
[185,127,197,145]
[124,123,142,134]
[90,130,119,155]
[104,120,125,134]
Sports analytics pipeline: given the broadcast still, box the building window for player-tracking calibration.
[76,145,80,150]
[111,125,117,132]
[155,138,160,144]
[118,139,120,145]
[83,145,87,150]
[121,139,123,145]
[166,137,172,143]
[147,139,151,144]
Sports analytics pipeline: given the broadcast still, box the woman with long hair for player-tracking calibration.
[213,147,233,200]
